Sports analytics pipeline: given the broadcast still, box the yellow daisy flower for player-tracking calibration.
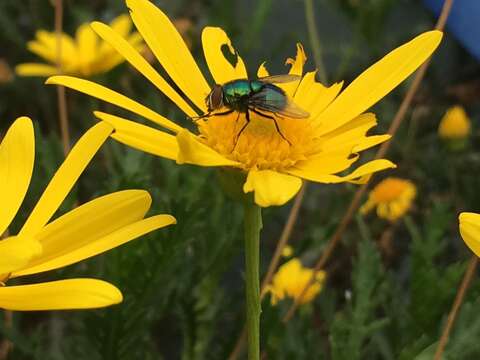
[438,106,471,151]
[46,0,442,207]
[0,117,175,311]
[360,177,417,222]
[266,258,326,305]
[16,14,143,77]
[459,212,480,257]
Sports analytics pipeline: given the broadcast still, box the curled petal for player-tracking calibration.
[244,170,302,207]
[0,279,122,310]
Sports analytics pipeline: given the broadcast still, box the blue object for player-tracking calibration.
[423,0,480,60]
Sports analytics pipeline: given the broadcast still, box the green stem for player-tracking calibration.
[243,201,262,360]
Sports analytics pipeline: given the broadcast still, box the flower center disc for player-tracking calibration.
[197,111,318,171]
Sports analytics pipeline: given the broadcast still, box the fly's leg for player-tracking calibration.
[250,107,292,145]
[189,109,235,122]
[233,111,249,150]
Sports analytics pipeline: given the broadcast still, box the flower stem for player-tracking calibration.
[243,201,262,360]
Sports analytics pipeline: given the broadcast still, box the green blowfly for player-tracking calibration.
[194,75,310,145]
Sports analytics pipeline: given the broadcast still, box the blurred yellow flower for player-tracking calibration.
[282,245,293,258]
[47,0,442,207]
[266,258,326,305]
[438,106,471,140]
[16,14,143,77]
[0,117,175,311]
[360,177,417,222]
[459,212,480,257]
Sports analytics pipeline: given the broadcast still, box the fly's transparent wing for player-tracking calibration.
[258,74,302,84]
[249,89,309,119]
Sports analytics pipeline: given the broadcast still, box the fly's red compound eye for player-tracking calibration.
[207,85,223,111]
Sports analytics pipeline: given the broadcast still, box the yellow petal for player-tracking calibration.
[19,122,113,238]
[109,14,133,38]
[176,130,240,167]
[0,117,35,235]
[243,170,302,207]
[257,62,269,78]
[0,279,122,310]
[32,31,77,63]
[290,151,359,177]
[126,0,210,112]
[0,236,41,274]
[202,27,247,84]
[46,75,182,133]
[294,71,343,120]
[76,23,97,75]
[91,21,197,117]
[94,112,179,160]
[288,159,396,184]
[320,113,391,153]
[281,43,306,97]
[459,212,480,257]
[14,191,176,277]
[315,31,443,135]
[15,63,58,77]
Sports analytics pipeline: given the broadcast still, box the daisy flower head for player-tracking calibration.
[438,105,471,150]
[46,0,442,207]
[16,14,143,78]
[266,258,326,306]
[360,177,417,222]
[459,212,480,257]
[0,117,175,311]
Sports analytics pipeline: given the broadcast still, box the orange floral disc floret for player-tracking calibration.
[360,177,417,222]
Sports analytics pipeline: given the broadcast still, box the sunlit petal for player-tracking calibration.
[46,75,182,133]
[315,31,443,135]
[0,279,122,310]
[202,27,247,84]
[0,117,35,235]
[0,236,41,274]
[127,0,210,112]
[288,159,396,184]
[176,130,240,167]
[95,112,179,161]
[243,170,302,207]
[91,21,197,117]
[19,122,113,238]
[14,191,175,276]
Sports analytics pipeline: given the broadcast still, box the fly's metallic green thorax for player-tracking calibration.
[201,74,310,146]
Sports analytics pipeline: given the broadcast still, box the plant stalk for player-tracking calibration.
[243,201,262,360]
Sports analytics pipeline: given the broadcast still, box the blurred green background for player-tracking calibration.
[1,0,480,359]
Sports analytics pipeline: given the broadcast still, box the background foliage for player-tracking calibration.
[1,0,480,359]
